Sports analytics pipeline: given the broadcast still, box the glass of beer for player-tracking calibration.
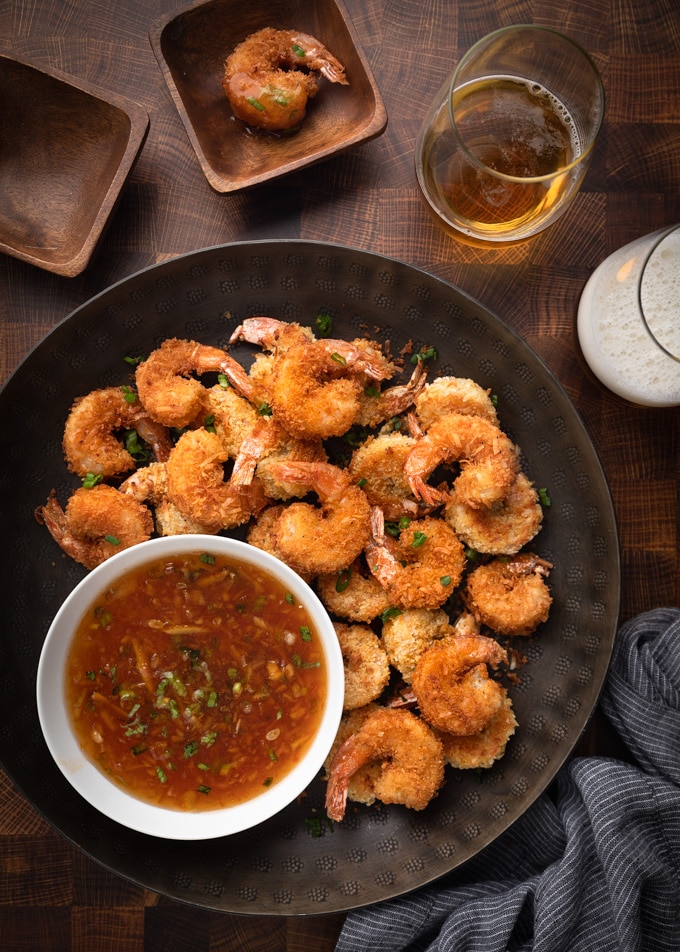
[415,26,605,245]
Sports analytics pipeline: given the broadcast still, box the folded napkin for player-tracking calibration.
[335,608,680,952]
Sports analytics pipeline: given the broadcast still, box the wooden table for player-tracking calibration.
[1,0,678,948]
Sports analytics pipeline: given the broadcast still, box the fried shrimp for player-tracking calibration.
[222,27,348,133]
[36,485,153,570]
[354,360,428,429]
[366,507,465,610]
[446,472,544,555]
[381,607,455,683]
[349,432,422,519]
[230,416,327,498]
[437,693,517,769]
[325,707,445,821]
[268,336,397,440]
[415,376,499,430]
[62,386,172,478]
[165,428,267,533]
[404,411,520,509]
[411,634,508,735]
[464,553,553,636]
[316,557,391,623]
[206,384,260,458]
[135,338,253,428]
[120,462,216,536]
[264,460,371,575]
[335,623,391,711]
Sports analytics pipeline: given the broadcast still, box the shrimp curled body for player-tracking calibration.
[405,411,519,509]
[411,635,508,735]
[465,553,553,636]
[222,28,348,133]
[325,707,445,821]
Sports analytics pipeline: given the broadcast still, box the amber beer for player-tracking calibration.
[415,27,604,244]
[447,77,581,236]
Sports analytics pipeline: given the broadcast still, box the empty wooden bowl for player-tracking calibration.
[149,0,387,192]
[0,52,149,277]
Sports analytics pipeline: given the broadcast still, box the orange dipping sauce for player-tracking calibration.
[65,551,327,812]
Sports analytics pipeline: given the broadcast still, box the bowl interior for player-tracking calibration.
[150,0,387,191]
[37,535,344,839]
[0,53,148,276]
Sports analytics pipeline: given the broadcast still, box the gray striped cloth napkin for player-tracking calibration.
[335,607,680,952]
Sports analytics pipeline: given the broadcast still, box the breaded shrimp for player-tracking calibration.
[135,338,253,428]
[120,462,216,536]
[415,376,499,430]
[365,507,465,610]
[436,693,517,769]
[334,623,390,711]
[222,27,348,133]
[325,707,445,821]
[36,485,153,570]
[62,386,172,478]
[165,428,267,533]
[262,460,371,575]
[323,705,383,809]
[354,360,428,429]
[206,383,260,458]
[349,431,422,519]
[381,607,456,683]
[268,336,397,440]
[404,411,520,509]
[464,553,553,636]
[445,472,544,555]
[230,416,327,498]
[411,634,508,735]
[316,557,391,623]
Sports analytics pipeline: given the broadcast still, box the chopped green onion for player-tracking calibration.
[121,385,137,404]
[315,312,333,337]
[291,43,306,56]
[335,567,352,592]
[440,575,452,586]
[197,784,211,795]
[410,531,427,548]
[538,487,552,507]
[82,472,103,489]
[330,352,347,366]
[300,626,312,642]
[104,534,120,546]
[246,96,266,112]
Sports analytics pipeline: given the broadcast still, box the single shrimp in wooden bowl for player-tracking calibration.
[464,552,553,636]
[35,484,154,570]
[365,506,466,610]
[222,27,348,133]
[263,460,371,575]
[325,706,445,822]
[62,386,172,479]
[135,338,253,429]
[410,634,508,736]
[404,410,520,510]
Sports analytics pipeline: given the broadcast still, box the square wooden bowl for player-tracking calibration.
[149,0,387,192]
[0,52,149,278]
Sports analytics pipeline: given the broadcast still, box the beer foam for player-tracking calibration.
[577,230,680,407]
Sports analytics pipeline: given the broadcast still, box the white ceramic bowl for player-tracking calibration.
[37,535,344,840]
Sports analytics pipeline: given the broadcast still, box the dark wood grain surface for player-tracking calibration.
[1,0,678,948]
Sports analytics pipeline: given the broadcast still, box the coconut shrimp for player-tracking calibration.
[165,428,267,533]
[349,432,423,519]
[365,507,466,610]
[263,460,371,575]
[464,553,553,636]
[415,376,499,430]
[268,336,397,440]
[62,387,173,478]
[135,338,253,429]
[230,416,327,498]
[437,693,517,769]
[36,485,153,570]
[323,705,383,810]
[404,411,520,510]
[381,607,458,683]
[446,472,544,555]
[411,634,508,735]
[354,360,428,429]
[120,462,216,536]
[335,623,391,711]
[325,706,445,821]
[222,27,348,133]
[206,384,261,459]
[316,557,391,623]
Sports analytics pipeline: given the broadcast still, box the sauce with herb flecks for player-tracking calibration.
[65,551,326,811]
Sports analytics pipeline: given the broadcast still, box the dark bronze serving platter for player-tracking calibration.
[0,241,619,914]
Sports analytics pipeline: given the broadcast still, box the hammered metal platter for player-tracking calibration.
[0,241,620,914]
